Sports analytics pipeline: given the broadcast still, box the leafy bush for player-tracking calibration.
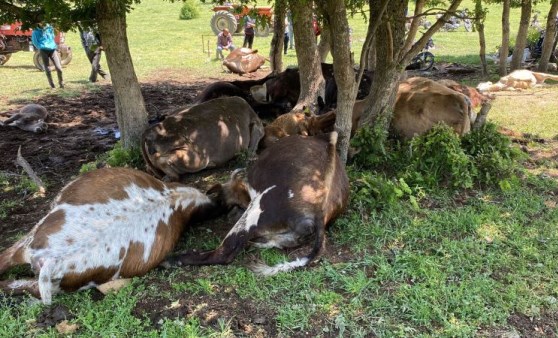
[179,0,200,20]
[461,122,521,186]
[403,124,475,189]
[350,118,392,169]
[80,142,144,173]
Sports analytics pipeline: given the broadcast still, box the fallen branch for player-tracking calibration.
[16,146,46,197]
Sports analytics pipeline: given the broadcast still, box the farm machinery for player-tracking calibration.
[210,4,272,37]
[0,22,72,70]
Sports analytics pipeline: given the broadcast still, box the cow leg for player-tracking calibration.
[162,186,275,267]
[249,216,326,276]
[0,279,41,299]
[2,113,21,126]
[0,235,30,275]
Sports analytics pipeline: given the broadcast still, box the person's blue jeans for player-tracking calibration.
[216,45,235,60]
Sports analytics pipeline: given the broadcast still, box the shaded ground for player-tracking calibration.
[1,67,558,336]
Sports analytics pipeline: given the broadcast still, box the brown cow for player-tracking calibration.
[0,104,48,133]
[163,132,350,275]
[392,77,474,139]
[260,111,336,149]
[142,96,265,181]
[436,79,492,110]
[223,48,266,75]
[0,167,224,304]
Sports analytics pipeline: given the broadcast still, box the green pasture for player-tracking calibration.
[2,1,558,337]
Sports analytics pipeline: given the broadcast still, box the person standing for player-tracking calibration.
[284,17,290,55]
[287,10,294,50]
[243,16,255,49]
[216,28,235,60]
[31,22,64,89]
[78,24,108,82]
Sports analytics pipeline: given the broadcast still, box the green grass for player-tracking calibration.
[2,0,558,337]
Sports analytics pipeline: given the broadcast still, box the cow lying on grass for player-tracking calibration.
[142,96,265,181]
[0,167,225,304]
[163,132,349,275]
[477,69,558,92]
[0,104,48,133]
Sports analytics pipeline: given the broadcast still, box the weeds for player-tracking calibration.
[80,142,144,173]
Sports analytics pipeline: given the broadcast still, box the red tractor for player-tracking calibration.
[211,4,272,37]
[0,22,72,70]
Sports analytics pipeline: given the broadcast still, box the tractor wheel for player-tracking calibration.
[0,53,11,65]
[211,11,237,35]
[255,24,271,37]
[33,47,73,71]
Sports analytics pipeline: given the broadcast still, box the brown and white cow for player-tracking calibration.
[0,167,224,304]
[436,79,492,111]
[142,96,265,181]
[392,77,475,140]
[163,132,350,275]
[0,104,48,133]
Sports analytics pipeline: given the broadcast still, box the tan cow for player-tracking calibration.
[142,96,265,181]
[477,69,558,92]
[392,77,474,139]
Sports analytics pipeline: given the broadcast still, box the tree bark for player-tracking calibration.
[269,0,287,74]
[475,0,488,76]
[500,0,511,76]
[510,0,532,71]
[96,0,148,149]
[323,0,357,163]
[359,0,408,131]
[538,0,558,71]
[289,0,324,112]
[317,24,331,62]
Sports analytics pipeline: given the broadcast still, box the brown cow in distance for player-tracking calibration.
[223,48,266,75]
[0,168,225,304]
[163,132,350,275]
[142,96,264,181]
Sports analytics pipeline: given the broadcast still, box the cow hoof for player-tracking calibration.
[160,258,182,269]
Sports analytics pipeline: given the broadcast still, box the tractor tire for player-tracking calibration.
[33,47,73,71]
[255,24,271,37]
[0,53,11,65]
[211,11,237,35]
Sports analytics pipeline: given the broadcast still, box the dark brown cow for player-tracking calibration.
[0,167,224,304]
[223,48,266,75]
[164,132,350,275]
[142,96,264,181]
[0,104,48,133]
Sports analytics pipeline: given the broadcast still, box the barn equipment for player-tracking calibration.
[210,4,272,37]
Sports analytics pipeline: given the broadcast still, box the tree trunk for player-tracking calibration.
[324,0,357,163]
[366,39,377,70]
[96,0,148,149]
[538,0,558,71]
[270,0,287,74]
[359,0,408,131]
[500,0,511,76]
[317,24,331,62]
[510,0,532,71]
[475,0,488,76]
[289,0,324,112]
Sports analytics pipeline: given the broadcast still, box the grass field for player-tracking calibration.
[1,1,558,337]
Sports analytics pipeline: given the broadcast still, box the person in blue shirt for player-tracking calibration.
[31,22,64,89]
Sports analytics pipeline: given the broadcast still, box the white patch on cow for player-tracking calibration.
[218,120,230,138]
[224,186,275,237]
[8,280,36,290]
[248,185,258,200]
[28,183,211,304]
[288,190,294,199]
[250,257,310,276]
[252,233,297,249]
